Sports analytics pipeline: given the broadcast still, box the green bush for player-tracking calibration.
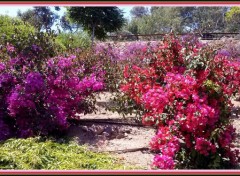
[0,137,131,170]
[56,31,91,51]
[0,15,35,46]
[0,15,65,57]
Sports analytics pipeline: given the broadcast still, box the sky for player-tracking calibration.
[0,5,154,31]
[0,5,137,20]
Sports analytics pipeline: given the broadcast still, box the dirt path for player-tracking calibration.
[66,92,240,169]
[67,92,155,169]
[232,99,240,149]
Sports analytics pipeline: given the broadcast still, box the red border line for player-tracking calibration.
[0,1,240,5]
[0,1,240,175]
[1,170,240,175]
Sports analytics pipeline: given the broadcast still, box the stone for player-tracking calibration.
[104,126,113,135]
[116,133,125,139]
[81,126,89,132]
[102,131,110,138]
[124,129,132,134]
[95,126,105,135]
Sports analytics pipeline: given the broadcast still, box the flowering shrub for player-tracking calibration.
[0,44,104,140]
[0,20,64,59]
[95,41,159,65]
[121,33,240,169]
[94,41,162,119]
[209,37,240,61]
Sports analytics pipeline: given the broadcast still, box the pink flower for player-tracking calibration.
[0,62,6,72]
[218,125,236,148]
[195,137,216,156]
[6,43,15,52]
[152,154,175,169]
[142,88,169,113]
[150,127,180,157]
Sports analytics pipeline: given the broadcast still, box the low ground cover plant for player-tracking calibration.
[0,137,129,170]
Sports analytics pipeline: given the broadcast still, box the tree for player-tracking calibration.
[127,18,139,34]
[67,7,125,47]
[225,7,240,32]
[150,7,183,33]
[60,14,80,33]
[126,6,230,36]
[130,6,149,18]
[127,7,183,35]
[17,7,59,31]
[179,7,196,32]
[179,7,227,33]
[0,15,35,49]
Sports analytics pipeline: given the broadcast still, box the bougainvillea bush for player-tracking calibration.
[95,41,159,65]
[0,43,104,141]
[94,41,162,118]
[208,37,240,61]
[121,33,240,169]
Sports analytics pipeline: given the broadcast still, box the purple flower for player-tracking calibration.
[0,52,106,140]
[25,72,45,93]
[6,43,15,52]
[218,49,231,57]
[47,58,55,68]
[93,82,104,91]
[9,58,19,66]
[0,62,6,72]
[0,118,11,141]
[0,73,14,88]
[7,86,36,117]
[57,57,74,69]
[55,107,68,129]
[31,44,42,52]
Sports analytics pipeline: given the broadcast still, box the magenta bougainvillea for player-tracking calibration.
[0,44,104,140]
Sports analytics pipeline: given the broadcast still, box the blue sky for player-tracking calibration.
[0,5,153,31]
[0,5,137,20]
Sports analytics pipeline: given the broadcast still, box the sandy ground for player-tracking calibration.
[67,92,155,169]
[232,99,240,149]
[66,92,240,169]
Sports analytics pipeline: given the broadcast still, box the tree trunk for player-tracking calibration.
[91,24,95,49]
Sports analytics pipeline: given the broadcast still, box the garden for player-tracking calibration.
[0,6,240,170]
